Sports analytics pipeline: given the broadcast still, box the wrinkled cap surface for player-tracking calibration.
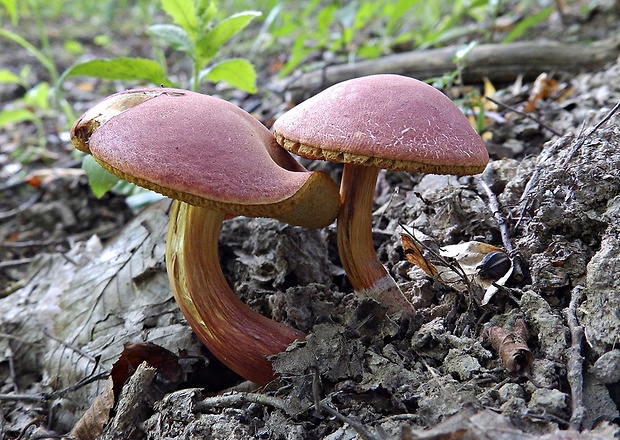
[71,88,340,226]
[273,74,489,175]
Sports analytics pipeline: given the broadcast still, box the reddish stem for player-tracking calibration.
[166,201,305,385]
[337,164,415,316]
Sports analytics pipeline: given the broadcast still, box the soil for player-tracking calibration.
[1,3,620,439]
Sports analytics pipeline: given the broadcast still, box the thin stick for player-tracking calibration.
[311,367,382,440]
[564,285,586,431]
[485,96,563,136]
[562,102,620,166]
[477,176,514,254]
[194,392,292,414]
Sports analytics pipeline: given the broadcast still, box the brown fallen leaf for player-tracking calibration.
[401,230,511,302]
[485,318,533,375]
[111,342,184,399]
[70,342,184,440]
[70,379,115,440]
[524,72,559,112]
[401,232,438,278]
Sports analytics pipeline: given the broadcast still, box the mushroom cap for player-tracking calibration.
[71,88,340,228]
[273,74,488,175]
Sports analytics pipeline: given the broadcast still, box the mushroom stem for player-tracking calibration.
[166,201,305,385]
[337,164,415,316]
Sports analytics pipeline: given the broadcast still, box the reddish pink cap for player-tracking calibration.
[273,74,488,175]
[71,88,340,227]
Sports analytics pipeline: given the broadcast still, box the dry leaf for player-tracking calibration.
[401,230,513,303]
[111,342,183,398]
[401,233,438,277]
[486,318,533,375]
[70,342,183,439]
[32,201,197,430]
[70,379,115,440]
[524,72,559,112]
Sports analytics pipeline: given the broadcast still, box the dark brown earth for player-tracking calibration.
[1,2,620,439]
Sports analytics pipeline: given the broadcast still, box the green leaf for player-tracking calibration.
[0,29,55,77]
[0,68,23,85]
[148,24,194,56]
[61,57,172,87]
[279,35,313,77]
[24,82,51,110]
[0,0,18,25]
[357,42,383,59]
[197,0,217,32]
[160,0,198,38]
[195,11,261,63]
[503,6,553,44]
[0,108,35,128]
[82,155,120,198]
[200,58,257,93]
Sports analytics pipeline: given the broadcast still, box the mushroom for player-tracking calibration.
[71,88,341,385]
[273,74,489,316]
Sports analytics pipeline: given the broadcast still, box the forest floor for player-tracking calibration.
[1,3,620,439]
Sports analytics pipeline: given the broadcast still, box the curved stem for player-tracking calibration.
[166,201,305,385]
[337,164,415,316]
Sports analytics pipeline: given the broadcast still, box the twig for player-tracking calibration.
[0,258,34,269]
[318,401,383,440]
[311,367,382,440]
[0,372,109,403]
[194,392,292,414]
[562,102,620,166]
[0,224,117,249]
[0,393,46,403]
[476,176,514,254]
[15,418,41,440]
[485,96,563,136]
[0,193,42,220]
[564,285,586,431]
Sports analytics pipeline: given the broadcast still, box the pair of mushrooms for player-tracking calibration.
[71,75,488,385]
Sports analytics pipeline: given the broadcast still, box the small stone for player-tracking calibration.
[528,358,558,389]
[591,350,620,384]
[500,397,527,415]
[443,349,481,381]
[528,388,568,417]
[498,383,524,401]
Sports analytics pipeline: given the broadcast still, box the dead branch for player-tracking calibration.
[311,367,382,440]
[564,285,586,431]
[194,392,292,414]
[283,37,620,101]
[477,175,514,255]
[485,96,563,136]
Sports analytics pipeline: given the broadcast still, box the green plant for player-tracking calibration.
[0,0,76,125]
[0,67,49,147]
[266,0,492,77]
[260,0,557,77]
[61,0,261,93]
[60,0,262,199]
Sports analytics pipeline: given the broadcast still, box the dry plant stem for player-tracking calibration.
[485,96,562,136]
[337,164,415,317]
[166,201,305,385]
[194,392,291,414]
[564,285,586,431]
[477,177,514,254]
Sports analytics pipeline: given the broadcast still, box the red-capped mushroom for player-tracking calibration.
[273,74,489,317]
[71,88,341,384]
